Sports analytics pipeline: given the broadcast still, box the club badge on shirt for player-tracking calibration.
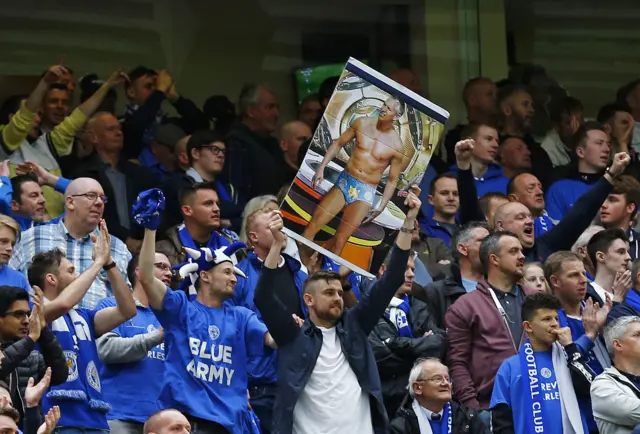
[86,360,101,392]
[65,350,78,382]
[209,325,220,341]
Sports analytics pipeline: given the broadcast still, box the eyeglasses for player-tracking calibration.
[201,145,226,156]
[417,375,451,385]
[71,193,108,204]
[154,263,173,272]
[5,310,31,320]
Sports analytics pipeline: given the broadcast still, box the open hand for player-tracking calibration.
[91,220,112,266]
[25,367,51,408]
[612,269,632,303]
[37,405,60,434]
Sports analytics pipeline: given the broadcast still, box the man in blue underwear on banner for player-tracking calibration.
[133,189,276,434]
[490,293,594,434]
[303,96,407,256]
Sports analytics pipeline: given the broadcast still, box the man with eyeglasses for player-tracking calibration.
[163,130,243,233]
[96,252,171,433]
[0,285,67,427]
[391,358,489,434]
[72,111,158,253]
[10,177,132,309]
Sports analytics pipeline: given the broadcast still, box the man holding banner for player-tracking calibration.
[490,292,593,434]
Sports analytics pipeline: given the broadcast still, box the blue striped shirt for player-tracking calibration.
[9,219,131,308]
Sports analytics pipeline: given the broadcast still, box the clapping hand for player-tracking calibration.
[25,367,51,408]
[37,406,60,434]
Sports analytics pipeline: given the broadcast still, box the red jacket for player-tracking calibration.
[444,280,536,410]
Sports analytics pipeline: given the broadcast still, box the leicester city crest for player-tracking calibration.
[540,368,552,379]
[86,360,101,392]
[208,325,220,341]
[147,324,157,333]
[64,350,78,382]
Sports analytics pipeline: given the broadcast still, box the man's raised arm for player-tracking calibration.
[253,211,301,347]
[355,186,419,334]
[139,228,168,311]
[93,223,137,337]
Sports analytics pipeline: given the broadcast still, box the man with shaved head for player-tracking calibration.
[73,111,157,252]
[455,139,631,263]
[144,409,190,434]
[279,120,312,185]
[10,176,131,308]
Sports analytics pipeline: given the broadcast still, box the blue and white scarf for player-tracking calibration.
[46,310,111,413]
[385,296,413,338]
[519,339,584,434]
[412,400,451,434]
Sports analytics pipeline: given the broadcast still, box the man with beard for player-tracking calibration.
[445,232,536,424]
[134,189,278,434]
[254,187,420,433]
[498,86,553,188]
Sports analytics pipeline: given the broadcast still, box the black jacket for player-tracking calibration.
[369,294,446,418]
[391,395,489,434]
[72,153,158,242]
[423,262,467,330]
[491,342,595,434]
[222,123,285,203]
[0,328,67,424]
[121,90,209,160]
[457,167,613,262]
[254,245,411,434]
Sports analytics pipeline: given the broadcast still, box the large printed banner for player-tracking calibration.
[281,58,449,278]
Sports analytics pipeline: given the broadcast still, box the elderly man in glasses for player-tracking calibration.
[390,358,489,434]
[10,177,132,308]
[96,252,171,434]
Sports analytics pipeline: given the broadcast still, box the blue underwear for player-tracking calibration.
[335,170,376,205]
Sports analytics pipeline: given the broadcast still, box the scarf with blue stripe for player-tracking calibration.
[46,311,111,413]
[534,212,555,238]
[385,296,413,337]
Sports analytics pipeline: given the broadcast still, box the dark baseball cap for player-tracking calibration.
[154,124,186,149]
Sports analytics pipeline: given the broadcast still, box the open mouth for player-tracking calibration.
[523,227,533,236]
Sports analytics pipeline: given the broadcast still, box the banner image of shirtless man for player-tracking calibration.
[302,96,406,256]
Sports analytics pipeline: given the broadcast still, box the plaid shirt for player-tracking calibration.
[10,219,131,309]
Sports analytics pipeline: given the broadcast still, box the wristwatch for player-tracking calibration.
[605,166,618,178]
[399,226,413,234]
[103,261,117,271]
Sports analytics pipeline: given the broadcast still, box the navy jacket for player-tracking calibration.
[254,245,410,434]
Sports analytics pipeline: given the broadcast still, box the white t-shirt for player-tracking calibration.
[292,326,374,434]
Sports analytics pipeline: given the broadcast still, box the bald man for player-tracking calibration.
[279,120,312,185]
[9,177,132,308]
[144,409,191,434]
[73,112,157,250]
